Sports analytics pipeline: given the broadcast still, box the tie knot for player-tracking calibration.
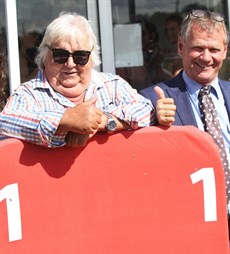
[198,85,211,98]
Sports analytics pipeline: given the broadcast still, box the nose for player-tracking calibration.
[200,49,212,62]
[65,54,76,67]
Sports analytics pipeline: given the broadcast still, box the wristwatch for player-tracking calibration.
[104,112,117,132]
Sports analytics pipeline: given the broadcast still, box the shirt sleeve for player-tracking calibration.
[0,86,67,148]
[98,75,156,129]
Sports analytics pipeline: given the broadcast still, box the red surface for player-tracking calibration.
[0,126,229,253]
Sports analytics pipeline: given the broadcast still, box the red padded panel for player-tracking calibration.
[0,126,229,253]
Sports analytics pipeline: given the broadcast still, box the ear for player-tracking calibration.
[177,36,183,56]
[223,45,228,60]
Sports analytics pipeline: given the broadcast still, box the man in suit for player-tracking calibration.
[140,71,230,127]
[140,9,230,235]
[140,9,230,158]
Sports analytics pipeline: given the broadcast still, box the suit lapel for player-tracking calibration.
[219,80,230,121]
[163,74,230,127]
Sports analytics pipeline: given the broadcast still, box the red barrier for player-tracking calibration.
[0,126,229,253]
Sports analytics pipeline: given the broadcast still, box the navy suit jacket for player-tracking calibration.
[139,71,230,127]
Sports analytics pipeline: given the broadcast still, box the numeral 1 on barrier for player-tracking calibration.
[190,167,217,222]
[0,169,218,242]
[0,183,22,242]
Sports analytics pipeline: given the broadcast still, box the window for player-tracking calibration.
[111,0,229,91]
[16,0,88,83]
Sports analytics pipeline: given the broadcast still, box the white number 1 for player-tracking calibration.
[190,167,217,222]
[0,169,218,242]
[0,183,22,242]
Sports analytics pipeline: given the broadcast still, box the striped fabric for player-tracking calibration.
[0,69,155,147]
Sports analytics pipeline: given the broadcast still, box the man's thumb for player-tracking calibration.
[154,86,165,99]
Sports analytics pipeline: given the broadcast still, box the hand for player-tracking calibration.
[57,97,103,134]
[154,86,176,126]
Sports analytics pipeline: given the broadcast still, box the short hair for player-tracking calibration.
[35,12,101,70]
[180,10,229,45]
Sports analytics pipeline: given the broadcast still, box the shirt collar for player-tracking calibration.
[32,70,75,106]
[182,70,220,99]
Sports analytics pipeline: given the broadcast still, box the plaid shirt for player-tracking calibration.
[0,69,155,147]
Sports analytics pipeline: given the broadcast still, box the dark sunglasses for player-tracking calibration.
[46,44,93,65]
[189,9,225,22]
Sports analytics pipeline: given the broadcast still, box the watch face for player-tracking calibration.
[104,112,117,132]
[107,119,117,131]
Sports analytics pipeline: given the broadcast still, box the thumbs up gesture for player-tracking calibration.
[57,96,103,134]
[154,86,176,127]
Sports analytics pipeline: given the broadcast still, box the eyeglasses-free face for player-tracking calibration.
[46,44,93,65]
[189,9,225,22]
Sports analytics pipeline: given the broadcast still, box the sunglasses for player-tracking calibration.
[189,9,225,22]
[46,44,93,65]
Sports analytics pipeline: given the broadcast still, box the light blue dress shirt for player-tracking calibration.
[182,71,230,167]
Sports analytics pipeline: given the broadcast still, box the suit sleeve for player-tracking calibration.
[139,85,159,108]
